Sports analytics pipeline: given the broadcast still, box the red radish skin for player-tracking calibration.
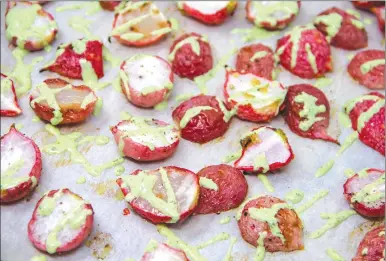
[1,126,42,203]
[99,1,120,11]
[29,78,98,125]
[41,39,104,80]
[237,196,304,252]
[195,164,248,214]
[28,189,94,254]
[0,73,22,117]
[372,6,385,35]
[347,50,385,89]
[111,118,180,162]
[169,33,213,80]
[172,95,231,144]
[352,1,385,12]
[234,126,294,173]
[353,225,385,261]
[236,43,277,80]
[140,243,189,261]
[223,70,286,122]
[120,55,174,108]
[116,166,199,224]
[276,25,332,79]
[5,1,57,51]
[314,7,368,50]
[178,1,237,25]
[283,84,339,144]
[343,169,385,218]
[112,2,171,47]
[246,1,301,30]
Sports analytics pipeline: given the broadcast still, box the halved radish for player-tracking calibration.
[283,84,339,144]
[372,6,385,35]
[343,168,385,218]
[353,225,385,261]
[120,54,174,108]
[1,73,22,117]
[177,1,237,25]
[172,95,233,144]
[28,189,94,254]
[140,243,189,261]
[169,32,213,80]
[223,69,287,122]
[112,2,171,47]
[5,1,57,51]
[41,38,104,80]
[116,166,199,224]
[234,126,294,173]
[246,1,300,30]
[111,116,180,162]
[1,125,42,203]
[30,78,98,125]
[237,195,304,252]
[99,1,120,11]
[352,1,385,12]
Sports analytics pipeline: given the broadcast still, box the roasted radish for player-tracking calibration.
[223,70,287,122]
[246,1,300,30]
[283,84,338,144]
[116,166,199,224]
[372,6,385,35]
[314,7,367,50]
[5,1,57,51]
[112,1,171,47]
[140,243,189,261]
[41,38,104,80]
[352,1,385,12]
[30,78,98,125]
[236,43,277,80]
[237,196,304,252]
[195,164,248,214]
[353,225,385,261]
[276,24,332,79]
[343,168,385,218]
[99,1,120,11]
[168,32,213,80]
[347,49,385,90]
[111,116,180,161]
[344,93,385,155]
[1,125,42,203]
[1,73,22,117]
[177,1,237,25]
[233,126,294,173]
[120,54,174,108]
[172,95,233,144]
[28,189,94,254]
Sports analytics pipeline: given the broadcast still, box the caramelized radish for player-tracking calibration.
[30,78,98,125]
[117,166,199,224]
[1,125,42,203]
[5,1,57,51]
[28,189,94,254]
[234,126,294,173]
[112,2,171,47]
[1,73,22,117]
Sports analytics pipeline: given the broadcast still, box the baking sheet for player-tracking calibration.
[0,1,385,261]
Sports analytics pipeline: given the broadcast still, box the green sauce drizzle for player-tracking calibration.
[309,210,356,239]
[326,248,345,261]
[250,51,268,62]
[336,132,358,156]
[285,189,304,204]
[196,232,230,249]
[351,18,364,29]
[305,43,318,74]
[254,232,267,261]
[219,216,231,225]
[252,2,299,28]
[1,159,27,190]
[360,59,385,74]
[344,94,380,114]
[175,93,194,102]
[180,106,214,128]
[43,124,124,176]
[199,177,218,191]
[344,168,356,178]
[357,99,385,131]
[222,237,237,261]
[231,27,278,43]
[338,111,351,128]
[56,2,101,15]
[351,172,385,204]
[294,92,326,131]
[30,255,47,261]
[114,165,125,176]
[314,13,343,41]
[253,153,270,173]
[168,35,204,61]
[222,149,242,163]
[314,77,333,89]
[76,176,86,184]
[257,174,274,192]
[295,189,329,214]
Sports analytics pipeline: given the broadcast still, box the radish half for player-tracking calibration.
[112,2,171,47]
[116,166,199,224]
[1,125,42,203]
[30,78,98,125]
[1,73,22,117]
[120,54,174,108]
[28,189,94,254]
[140,243,189,261]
